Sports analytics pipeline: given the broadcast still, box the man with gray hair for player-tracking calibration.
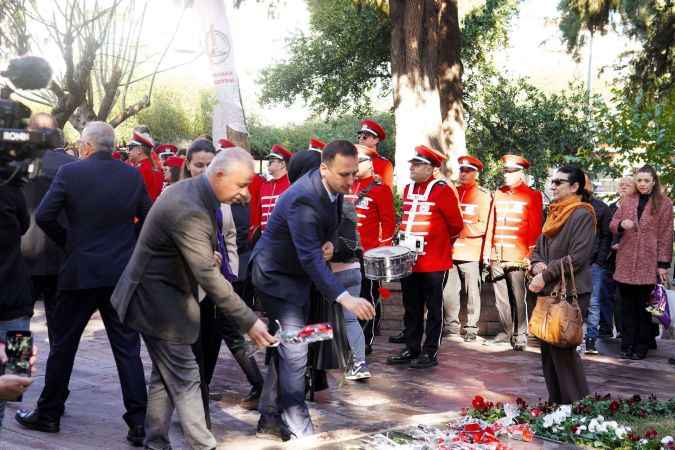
[16,121,150,447]
[111,139,276,449]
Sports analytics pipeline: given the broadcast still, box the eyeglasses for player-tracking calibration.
[549,178,570,186]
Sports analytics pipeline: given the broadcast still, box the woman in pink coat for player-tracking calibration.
[610,166,673,360]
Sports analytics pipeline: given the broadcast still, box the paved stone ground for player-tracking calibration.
[2,303,674,450]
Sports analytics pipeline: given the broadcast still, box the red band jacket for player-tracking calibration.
[452,182,492,262]
[399,177,463,272]
[250,174,290,236]
[487,183,543,263]
[345,177,396,252]
[137,158,164,202]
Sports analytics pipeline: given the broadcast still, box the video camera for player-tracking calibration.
[1,56,61,184]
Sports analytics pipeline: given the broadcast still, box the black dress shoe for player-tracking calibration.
[239,385,262,411]
[630,351,647,360]
[388,331,405,344]
[386,349,419,365]
[620,350,632,359]
[410,354,438,369]
[127,424,145,447]
[256,417,290,441]
[15,409,59,433]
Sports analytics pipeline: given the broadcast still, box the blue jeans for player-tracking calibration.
[333,268,366,363]
[257,293,313,439]
[585,264,606,341]
[0,316,31,429]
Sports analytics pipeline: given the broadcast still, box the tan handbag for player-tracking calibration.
[528,256,584,348]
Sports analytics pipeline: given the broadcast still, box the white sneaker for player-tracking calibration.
[345,361,371,381]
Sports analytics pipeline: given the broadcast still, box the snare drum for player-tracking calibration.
[363,246,415,281]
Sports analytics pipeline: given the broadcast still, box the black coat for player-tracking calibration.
[0,182,33,321]
[20,148,76,276]
[590,197,612,267]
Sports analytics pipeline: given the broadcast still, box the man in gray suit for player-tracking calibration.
[112,147,276,450]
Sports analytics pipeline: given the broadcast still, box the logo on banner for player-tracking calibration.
[206,25,231,65]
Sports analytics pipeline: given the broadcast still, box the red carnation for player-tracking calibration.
[378,287,392,299]
[472,396,486,411]
[530,407,542,417]
[644,428,658,439]
[609,400,620,414]
[627,432,640,442]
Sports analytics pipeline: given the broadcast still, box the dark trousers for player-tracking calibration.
[491,264,528,345]
[618,283,655,354]
[37,288,147,426]
[540,293,590,404]
[401,271,448,358]
[31,275,59,345]
[359,274,382,347]
[256,290,313,439]
[598,269,617,335]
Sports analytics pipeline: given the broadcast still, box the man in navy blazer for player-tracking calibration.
[16,122,149,447]
[252,140,374,440]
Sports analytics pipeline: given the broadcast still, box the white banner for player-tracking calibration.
[193,0,248,140]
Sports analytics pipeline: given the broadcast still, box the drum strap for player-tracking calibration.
[404,179,440,236]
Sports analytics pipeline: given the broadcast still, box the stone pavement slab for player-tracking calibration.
[1,303,674,450]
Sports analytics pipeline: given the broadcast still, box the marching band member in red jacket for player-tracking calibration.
[386,145,463,369]
[487,154,543,350]
[127,130,164,201]
[250,144,292,238]
[443,155,492,342]
[346,144,396,353]
[357,119,394,190]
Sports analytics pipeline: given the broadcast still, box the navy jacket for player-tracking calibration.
[251,169,344,306]
[36,151,151,290]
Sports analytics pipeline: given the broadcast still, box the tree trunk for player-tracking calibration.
[390,0,465,191]
[437,0,466,176]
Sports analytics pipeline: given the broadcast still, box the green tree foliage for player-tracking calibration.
[597,87,675,197]
[465,77,613,191]
[558,0,674,97]
[258,0,520,116]
[134,87,192,143]
[259,0,392,116]
[248,112,394,160]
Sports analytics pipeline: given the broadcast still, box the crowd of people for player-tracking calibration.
[0,113,673,449]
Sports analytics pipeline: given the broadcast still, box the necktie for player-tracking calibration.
[214,207,237,282]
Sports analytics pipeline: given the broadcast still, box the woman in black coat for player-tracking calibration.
[0,180,33,427]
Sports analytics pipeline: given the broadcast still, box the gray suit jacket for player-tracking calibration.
[111,175,258,344]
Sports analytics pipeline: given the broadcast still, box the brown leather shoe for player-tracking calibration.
[239,385,262,410]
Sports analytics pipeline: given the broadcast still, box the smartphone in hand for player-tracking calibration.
[4,330,33,401]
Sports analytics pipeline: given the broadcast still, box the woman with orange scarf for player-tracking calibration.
[529,165,596,404]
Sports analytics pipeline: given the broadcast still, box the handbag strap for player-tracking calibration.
[558,259,567,299]
[566,255,578,300]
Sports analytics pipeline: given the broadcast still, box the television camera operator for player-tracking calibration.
[0,56,59,428]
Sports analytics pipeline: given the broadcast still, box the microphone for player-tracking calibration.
[1,56,53,90]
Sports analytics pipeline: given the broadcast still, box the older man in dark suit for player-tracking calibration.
[15,121,150,446]
[252,140,375,440]
[111,146,276,450]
